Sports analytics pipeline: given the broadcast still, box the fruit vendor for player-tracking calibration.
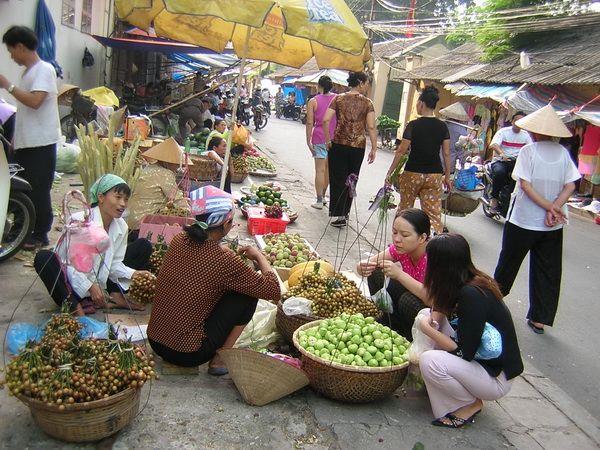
[147,186,280,374]
[357,209,431,339]
[126,138,191,234]
[204,118,229,149]
[417,234,523,428]
[34,174,153,315]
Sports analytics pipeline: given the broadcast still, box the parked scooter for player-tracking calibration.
[480,159,516,220]
[237,99,253,126]
[0,137,36,262]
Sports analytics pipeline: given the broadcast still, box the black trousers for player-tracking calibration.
[494,222,563,326]
[327,143,365,217]
[34,238,152,307]
[15,144,57,241]
[491,160,515,200]
[367,269,425,341]
[149,292,258,367]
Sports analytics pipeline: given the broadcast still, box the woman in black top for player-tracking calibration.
[385,86,451,234]
[418,234,523,428]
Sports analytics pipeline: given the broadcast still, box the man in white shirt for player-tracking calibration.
[1,26,60,249]
[488,111,532,211]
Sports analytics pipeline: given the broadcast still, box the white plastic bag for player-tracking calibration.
[408,308,436,365]
[282,297,313,316]
[235,299,280,349]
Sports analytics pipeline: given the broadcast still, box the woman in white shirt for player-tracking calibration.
[34,174,153,315]
[493,106,580,334]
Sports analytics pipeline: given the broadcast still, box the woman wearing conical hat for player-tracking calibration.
[126,137,191,233]
[493,105,581,334]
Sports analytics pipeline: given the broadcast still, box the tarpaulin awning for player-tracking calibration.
[35,0,62,77]
[445,82,520,103]
[506,85,600,127]
[295,69,348,87]
[92,34,234,55]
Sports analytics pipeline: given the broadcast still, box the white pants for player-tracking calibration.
[418,311,513,419]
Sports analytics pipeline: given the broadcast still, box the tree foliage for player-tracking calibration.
[447,0,590,61]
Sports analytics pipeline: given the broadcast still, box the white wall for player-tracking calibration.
[0,0,112,105]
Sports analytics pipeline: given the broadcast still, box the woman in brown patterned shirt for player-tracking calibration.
[147,186,280,375]
[323,71,378,227]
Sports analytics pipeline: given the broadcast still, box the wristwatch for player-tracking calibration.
[7,84,15,93]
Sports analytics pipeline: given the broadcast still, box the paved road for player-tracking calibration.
[255,116,600,418]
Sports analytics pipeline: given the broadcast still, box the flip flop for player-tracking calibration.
[527,319,544,334]
[80,299,96,315]
[432,413,476,429]
[207,366,229,376]
[104,299,146,312]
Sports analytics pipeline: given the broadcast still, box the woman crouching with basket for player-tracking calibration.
[417,233,523,428]
[356,208,431,340]
[147,186,281,375]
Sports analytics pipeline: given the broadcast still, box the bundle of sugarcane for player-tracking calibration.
[76,115,141,197]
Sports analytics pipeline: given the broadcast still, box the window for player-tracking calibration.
[81,0,94,33]
[61,0,76,28]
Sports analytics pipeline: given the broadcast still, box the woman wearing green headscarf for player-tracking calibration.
[34,174,153,315]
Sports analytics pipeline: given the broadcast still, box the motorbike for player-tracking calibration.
[252,103,268,131]
[236,99,253,126]
[299,104,307,124]
[276,100,301,121]
[0,144,36,262]
[480,159,516,220]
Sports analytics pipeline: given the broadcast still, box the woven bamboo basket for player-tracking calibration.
[217,348,309,406]
[230,170,248,183]
[16,387,141,442]
[276,299,320,344]
[293,321,409,403]
[188,154,220,180]
[442,191,482,215]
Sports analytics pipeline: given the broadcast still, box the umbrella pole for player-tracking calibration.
[220,27,251,190]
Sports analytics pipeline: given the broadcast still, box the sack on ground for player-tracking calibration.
[56,140,81,173]
[408,308,436,365]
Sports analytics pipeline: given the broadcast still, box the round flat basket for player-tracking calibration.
[249,169,277,178]
[240,186,253,196]
[218,348,309,406]
[276,299,320,344]
[442,191,480,215]
[16,387,141,443]
[293,321,409,403]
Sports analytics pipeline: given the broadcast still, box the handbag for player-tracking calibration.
[451,318,502,360]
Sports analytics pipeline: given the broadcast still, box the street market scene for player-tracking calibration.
[0,0,600,448]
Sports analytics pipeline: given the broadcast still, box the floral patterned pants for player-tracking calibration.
[397,171,444,234]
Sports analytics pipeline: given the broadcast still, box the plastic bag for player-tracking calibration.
[408,308,436,365]
[235,299,280,349]
[78,316,110,339]
[6,323,43,355]
[232,123,249,145]
[282,297,312,316]
[56,141,81,173]
[372,278,393,313]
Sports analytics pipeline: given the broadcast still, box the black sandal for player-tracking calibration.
[432,413,475,428]
[527,319,544,334]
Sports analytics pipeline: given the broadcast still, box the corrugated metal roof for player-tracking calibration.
[407,27,600,85]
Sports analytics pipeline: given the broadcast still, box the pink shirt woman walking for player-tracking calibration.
[306,75,336,209]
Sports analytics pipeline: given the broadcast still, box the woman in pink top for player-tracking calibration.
[305,76,336,209]
[357,208,431,339]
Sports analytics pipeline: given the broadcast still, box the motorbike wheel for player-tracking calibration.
[481,182,500,220]
[0,191,36,262]
[256,113,268,131]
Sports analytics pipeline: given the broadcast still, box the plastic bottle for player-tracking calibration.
[184,137,191,154]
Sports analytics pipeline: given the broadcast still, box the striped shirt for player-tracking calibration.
[491,126,533,160]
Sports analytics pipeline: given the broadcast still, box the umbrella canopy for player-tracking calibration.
[115,0,370,71]
[35,0,62,77]
[296,69,348,87]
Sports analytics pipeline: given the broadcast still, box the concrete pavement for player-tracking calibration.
[0,122,599,448]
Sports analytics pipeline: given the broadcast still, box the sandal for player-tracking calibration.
[80,299,96,315]
[527,319,544,334]
[104,299,146,312]
[207,366,229,376]
[432,413,476,429]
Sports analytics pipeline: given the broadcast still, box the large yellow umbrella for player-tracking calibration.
[115,0,371,188]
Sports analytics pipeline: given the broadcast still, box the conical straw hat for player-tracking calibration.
[58,84,79,98]
[142,137,194,165]
[439,102,469,122]
[515,105,572,138]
